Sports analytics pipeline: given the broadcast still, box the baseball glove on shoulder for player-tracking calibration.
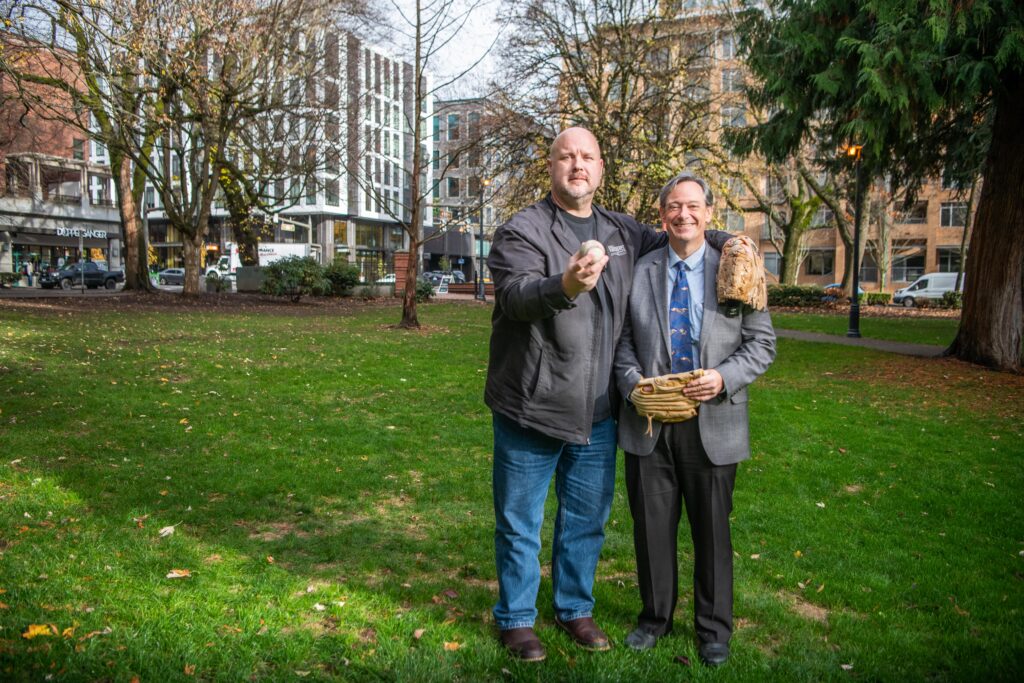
[628,369,704,436]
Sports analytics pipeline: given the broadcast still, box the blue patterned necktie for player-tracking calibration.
[670,261,695,373]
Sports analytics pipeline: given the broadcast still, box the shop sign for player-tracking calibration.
[56,227,108,239]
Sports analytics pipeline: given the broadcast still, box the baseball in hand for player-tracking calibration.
[578,240,606,261]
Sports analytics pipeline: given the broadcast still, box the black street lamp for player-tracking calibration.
[846,144,864,338]
[477,178,490,301]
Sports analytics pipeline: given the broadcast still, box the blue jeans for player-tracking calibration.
[492,412,617,630]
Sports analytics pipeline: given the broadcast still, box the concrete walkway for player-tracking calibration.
[775,328,946,357]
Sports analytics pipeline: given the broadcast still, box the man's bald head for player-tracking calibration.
[547,127,604,215]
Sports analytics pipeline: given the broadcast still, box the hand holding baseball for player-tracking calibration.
[562,240,609,299]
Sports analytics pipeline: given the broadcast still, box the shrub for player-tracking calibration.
[767,284,825,307]
[323,260,361,297]
[356,285,376,300]
[941,290,963,309]
[915,297,932,309]
[205,272,228,293]
[415,277,434,303]
[866,292,892,306]
[260,256,330,302]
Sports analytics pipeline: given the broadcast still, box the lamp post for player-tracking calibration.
[846,144,864,338]
[143,201,156,286]
[477,177,490,301]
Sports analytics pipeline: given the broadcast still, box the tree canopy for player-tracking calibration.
[734,0,1024,371]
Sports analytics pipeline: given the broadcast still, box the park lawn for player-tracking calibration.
[0,299,1021,682]
[771,311,960,346]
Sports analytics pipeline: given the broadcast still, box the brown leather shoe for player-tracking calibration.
[499,627,546,662]
[554,616,611,651]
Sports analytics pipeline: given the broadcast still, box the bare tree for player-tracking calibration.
[492,0,721,223]
[350,0,498,328]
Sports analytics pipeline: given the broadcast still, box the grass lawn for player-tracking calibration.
[1,298,1021,681]
[771,310,960,346]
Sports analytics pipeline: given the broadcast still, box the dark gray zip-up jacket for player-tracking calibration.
[484,195,667,444]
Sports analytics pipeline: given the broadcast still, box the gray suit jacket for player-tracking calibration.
[614,242,776,464]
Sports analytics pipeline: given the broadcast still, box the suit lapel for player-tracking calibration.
[647,250,672,366]
[699,243,720,368]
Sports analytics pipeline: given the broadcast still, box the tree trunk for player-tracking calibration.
[946,79,1024,372]
[182,230,206,296]
[115,155,150,291]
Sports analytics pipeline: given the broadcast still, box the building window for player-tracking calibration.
[719,32,736,59]
[763,251,780,276]
[469,111,480,139]
[721,68,743,93]
[937,247,962,272]
[860,251,878,282]
[940,202,967,227]
[326,179,339,206]
[941,168,964,190]
[722,209,745,232]
[447,113,460,140]
[433,116,441,142]
[810,206,833,227]
[72,139,86,161]
[891,249,925,281]
[432,149,440,170]
[432,181,440,200]
[447,176,460,198]
[721,106,746,128]
[449,152,460,170]
[805,250,834,276]
[469,175,480,197]
[898,201,928,224]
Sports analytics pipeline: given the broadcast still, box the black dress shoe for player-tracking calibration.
[500,627,546,662]
[554,616,611,651]
[624,628,659,651]
[699,641,730,666]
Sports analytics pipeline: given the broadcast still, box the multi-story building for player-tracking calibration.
[141,31,431,281]
[425,98,497,282]
[0,38,121,277]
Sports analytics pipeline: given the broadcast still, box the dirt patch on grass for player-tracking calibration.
[778,590,829,624]
[835,355,1024,419]
[243,521,310,541]
[773,305,960,320]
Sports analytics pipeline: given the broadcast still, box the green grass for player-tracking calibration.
[1,300,1021,681]
[772,311,959,346]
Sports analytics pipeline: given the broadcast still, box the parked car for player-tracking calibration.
[893,272,961,307]
[376,273,396,284]
[419,272,444,286]
[157,268,185,285]
[821,283,864,302]
[39,262,124,290]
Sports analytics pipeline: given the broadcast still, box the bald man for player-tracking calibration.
[485,127,730,661]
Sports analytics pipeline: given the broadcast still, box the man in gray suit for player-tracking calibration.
[613,172,775,666]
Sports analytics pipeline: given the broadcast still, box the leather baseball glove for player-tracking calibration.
[717,234,768,316]
[629,369,704,436]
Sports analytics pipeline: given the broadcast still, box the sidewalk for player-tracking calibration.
[775,328,946,357]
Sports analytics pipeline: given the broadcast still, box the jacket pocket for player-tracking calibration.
[729,388,749,404]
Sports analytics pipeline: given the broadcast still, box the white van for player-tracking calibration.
[892,272,962,307]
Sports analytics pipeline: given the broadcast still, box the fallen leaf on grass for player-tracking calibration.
[78,627,112,641]
[841,663,854,671]
[184,663,196,675]
[266,555,275,564]
[794,550,803,558]
[443,641,461,651]
[158,525,177,538]
[442,588,459,600]
[750,553,761,560]
[22,623,56,639]
[62,626,76,639]
[313,603,326,612]
[674,655,691,666]
[0,602,8,609]
[166,568,191,579]
[413,628,425,640]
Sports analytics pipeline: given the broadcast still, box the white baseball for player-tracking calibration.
[578,240,606,261]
